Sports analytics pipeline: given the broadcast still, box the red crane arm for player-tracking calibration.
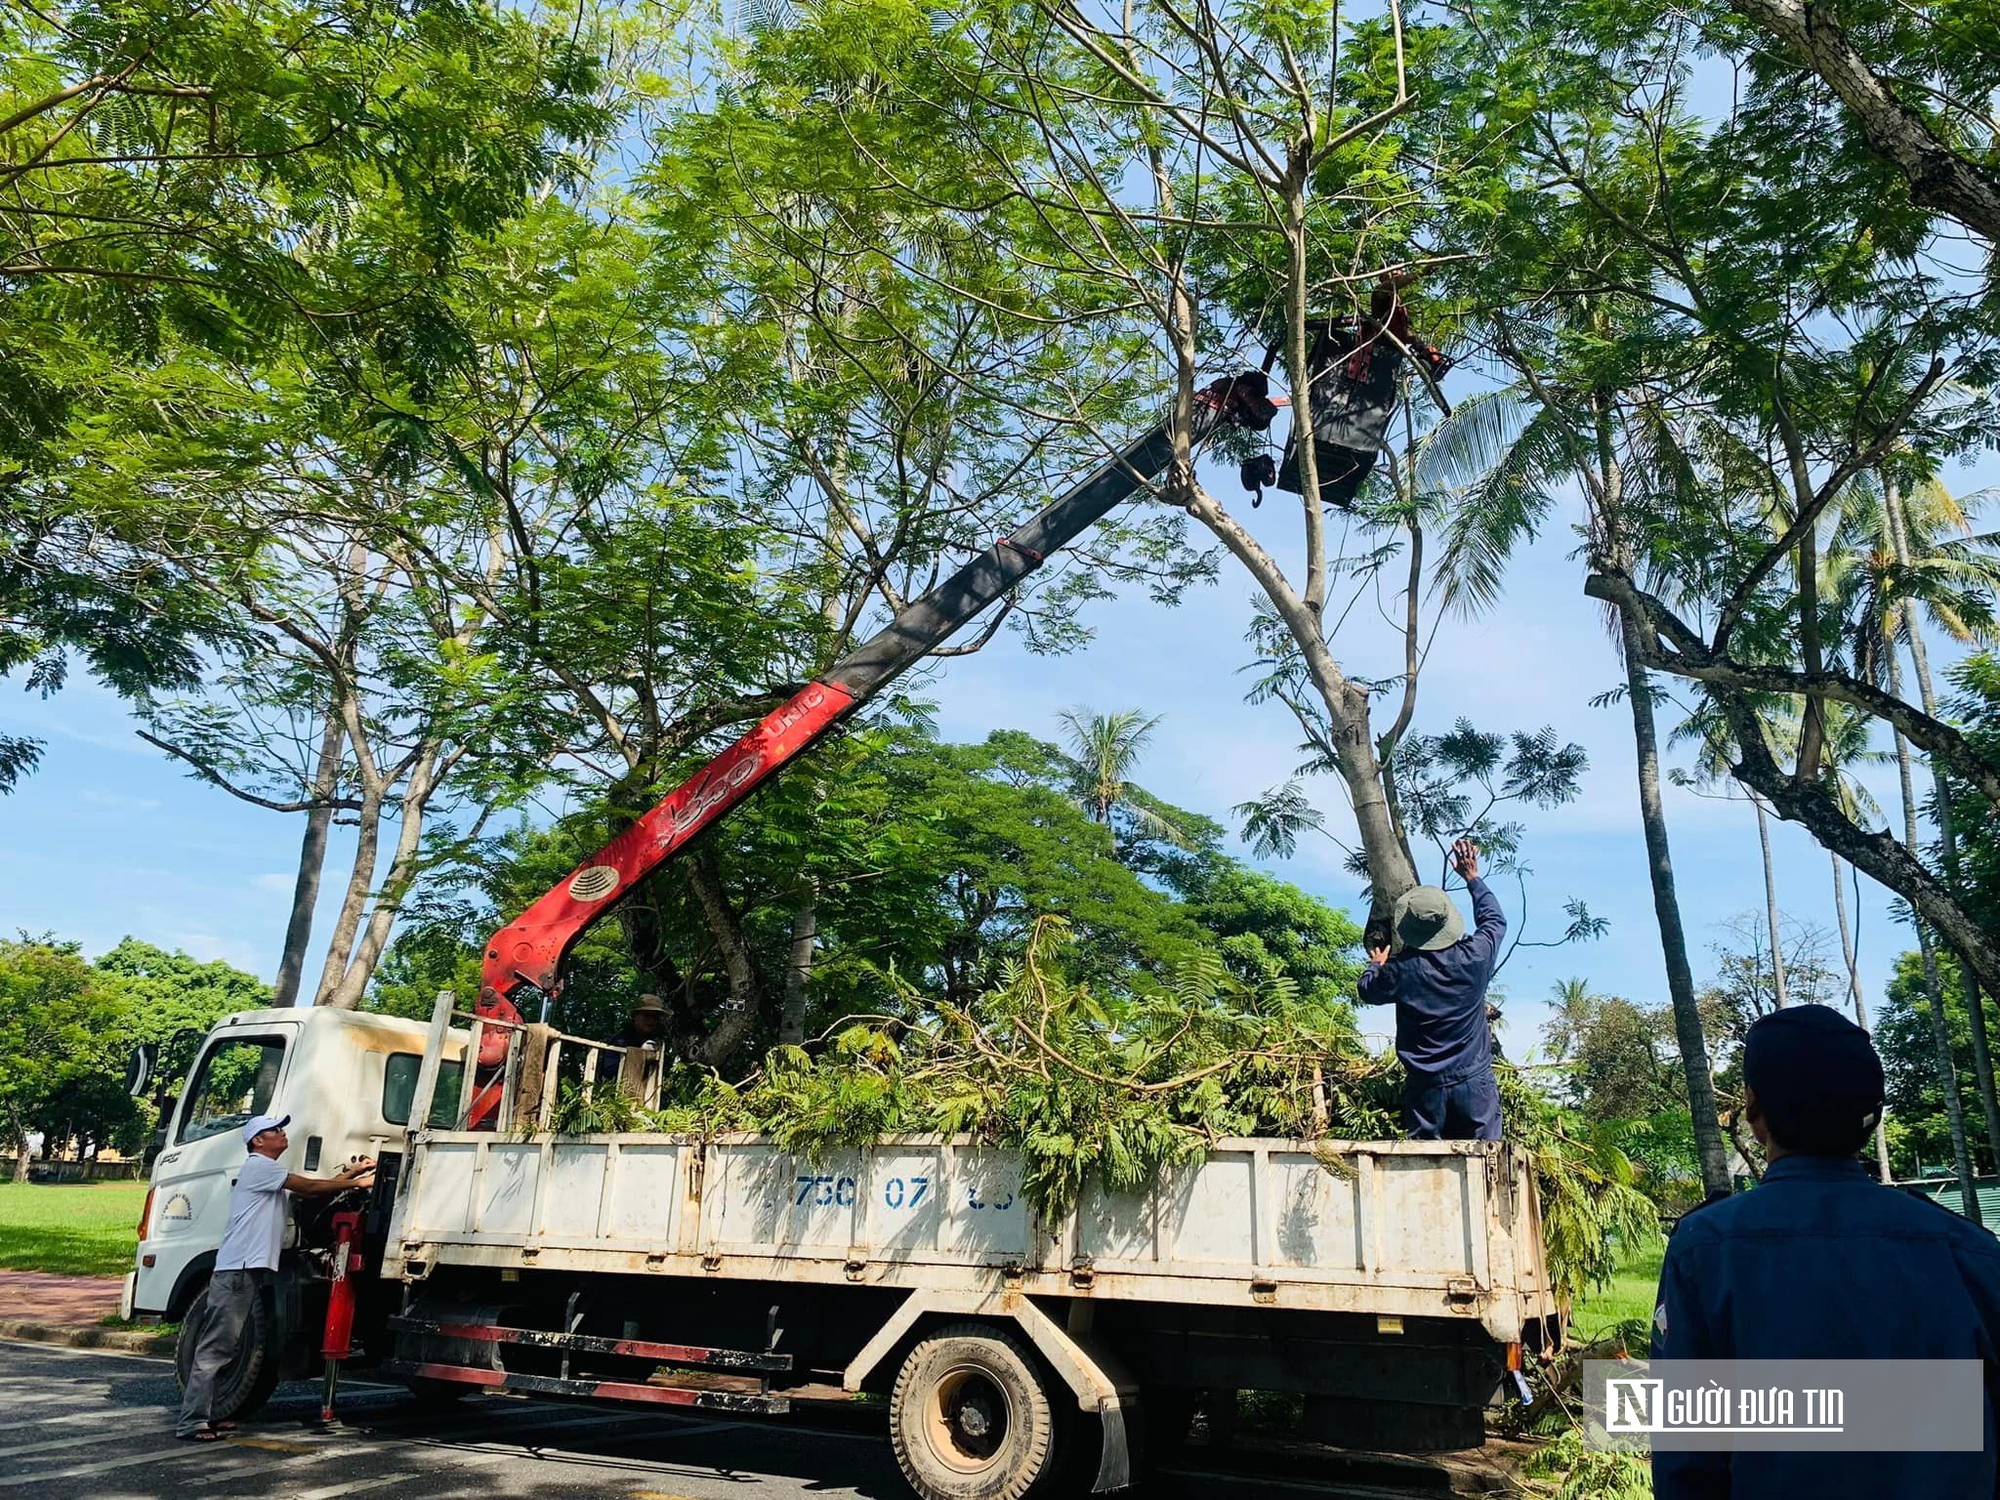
[477,374,1278,1014]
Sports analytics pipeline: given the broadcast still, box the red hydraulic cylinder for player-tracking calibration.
[319,1209,364,1423]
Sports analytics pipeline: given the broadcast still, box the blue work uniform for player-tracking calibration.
[1356,876,1506,1141]
[1652,1154,2000,1499]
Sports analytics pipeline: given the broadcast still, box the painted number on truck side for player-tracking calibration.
[794,1175,856,1207]
[882,1176,930,1210]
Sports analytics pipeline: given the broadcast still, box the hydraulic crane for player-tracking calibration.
[466,373,1279,1105]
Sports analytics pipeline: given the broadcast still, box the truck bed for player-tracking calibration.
[387,1132,1553,1344]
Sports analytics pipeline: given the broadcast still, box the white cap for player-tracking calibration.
[242,1113,290,1146]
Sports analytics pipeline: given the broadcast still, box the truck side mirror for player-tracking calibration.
[124,1042,158,1099]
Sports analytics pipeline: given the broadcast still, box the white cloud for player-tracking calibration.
[81,787,161,811]
[166,931,265,973]
[254,872,296,893]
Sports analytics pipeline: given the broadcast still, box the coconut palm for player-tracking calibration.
[1832,470,2000,1181]
[1669,699,1797,1012]
[1816,702,1894,1181]
[1055,708,1195,853]
[1413,382,1732,1198]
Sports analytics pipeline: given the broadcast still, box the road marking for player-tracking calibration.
[291,1472,422,1500]
[0,1418,170,1460]
[0,1338,163,1363]
[0,1390,106,1408]
[0,1406,169,1434]
[0,1439,358,1487]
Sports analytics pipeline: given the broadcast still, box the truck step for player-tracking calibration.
[386,1316,792,1373]
[381,1359,791,1414]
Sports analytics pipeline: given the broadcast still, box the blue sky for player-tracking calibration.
[8,433,1994,1061]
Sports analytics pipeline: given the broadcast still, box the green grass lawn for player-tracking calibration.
[0,1180,149,1277]
[1570,1239,1664,1347]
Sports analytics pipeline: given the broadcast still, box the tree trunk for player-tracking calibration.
[273,703,345,1008]
[313,780,384,1006]
[688,854,766,1067]
[324,741,443,1010]
[779,885,819,1048]
[1888,646,1980,1216]
[10,1128,27,1184]
[1754,797,1789,1008]
[1831,851,1893,1182]
[1620,608,1732,1197]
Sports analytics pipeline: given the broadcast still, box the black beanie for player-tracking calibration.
[1743,1005,1885,1151]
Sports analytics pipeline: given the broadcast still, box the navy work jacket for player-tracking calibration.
[1355,875,1505,1078]
[1652,1153,2000,1499]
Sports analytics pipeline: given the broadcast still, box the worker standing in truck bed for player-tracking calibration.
[1356,839,1507,1141]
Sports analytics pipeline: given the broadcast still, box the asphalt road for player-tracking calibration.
[0,1339,911,1500]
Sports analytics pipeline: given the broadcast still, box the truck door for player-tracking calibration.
[137,1027,295,1316]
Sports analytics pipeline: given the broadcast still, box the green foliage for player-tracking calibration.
[1,0,615,759]
[644,917,1384,1223]
[1520,1427,1653,1500]
[546,1079,648,1138]
[1878,947,1991,1176]
[93,938,269,1104]
[573,915,1651,1302]
[0,939,136,1161]
[1496,1063,1662,1304]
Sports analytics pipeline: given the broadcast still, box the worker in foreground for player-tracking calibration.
[1651,1006,2000,1498]
[175,1114,374,1441]
[1357,839,1506,1141]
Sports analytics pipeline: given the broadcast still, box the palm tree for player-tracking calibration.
[1817,702,1894,1182]
[1670,700,1797,1013]
[1416,380,1732,1199]
[1832,470,2000,1185]
[1055,708,1194,852]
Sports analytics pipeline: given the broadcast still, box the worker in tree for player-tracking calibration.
[610,993,669,1049]
[595,993,669,1085]
[1651,1005,2000,1499]
[1357,839,1506,1141]
[1258,269,1449,511]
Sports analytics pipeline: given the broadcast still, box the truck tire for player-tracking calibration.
[890,1323,1059,1500]
[173,1281,281,1424]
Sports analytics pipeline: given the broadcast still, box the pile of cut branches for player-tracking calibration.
[553,918,1653,1302]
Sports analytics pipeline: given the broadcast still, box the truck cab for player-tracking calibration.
[128,1006,464,1327]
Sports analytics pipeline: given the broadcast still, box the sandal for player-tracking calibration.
[176,1427,223,1442]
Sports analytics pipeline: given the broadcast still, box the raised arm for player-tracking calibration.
[1450,839,1507,974]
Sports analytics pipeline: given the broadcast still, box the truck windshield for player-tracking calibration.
[382,1053,464,1127]
[178,1035,286,1144]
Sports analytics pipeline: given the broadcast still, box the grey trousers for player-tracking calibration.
[175,1268,266,1435]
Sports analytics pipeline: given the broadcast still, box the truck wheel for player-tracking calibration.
[174,1282,281,1424]
[890,1323,1059,1500]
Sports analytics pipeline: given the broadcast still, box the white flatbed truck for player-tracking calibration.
[131,995,1560,1499]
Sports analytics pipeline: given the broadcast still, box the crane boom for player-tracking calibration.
[478,374,1277,1010]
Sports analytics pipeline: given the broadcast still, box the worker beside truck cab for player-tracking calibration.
[174,1114,375,1441]
[1357,838,1506,1142]
[1651,1005,2000,1499]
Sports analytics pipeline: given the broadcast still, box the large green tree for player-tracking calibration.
[0,940,132,1179]
[2,0,612,784]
